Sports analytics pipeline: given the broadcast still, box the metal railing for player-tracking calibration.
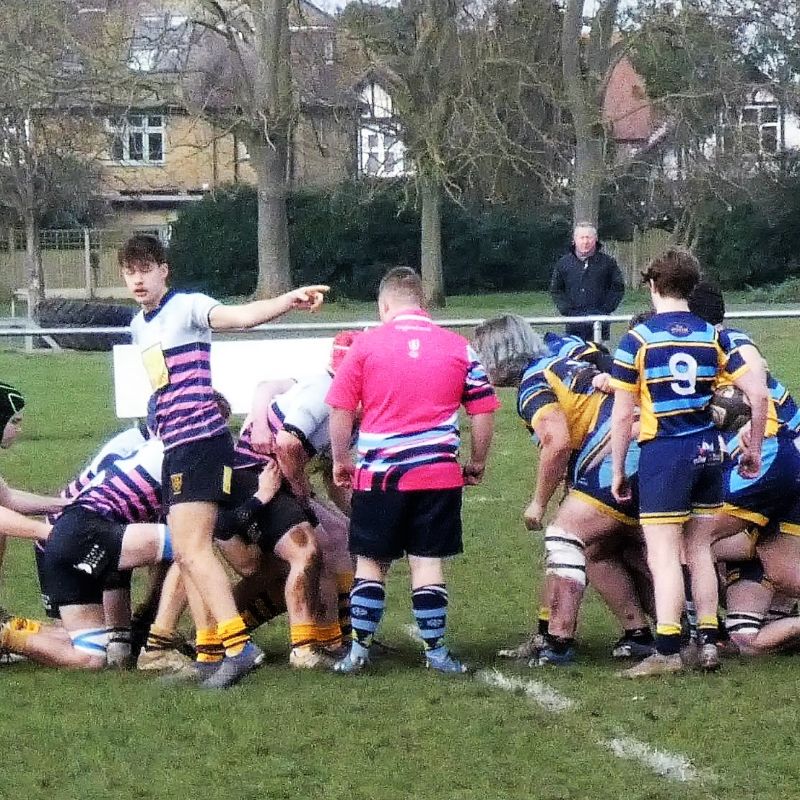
[2,309,800,344]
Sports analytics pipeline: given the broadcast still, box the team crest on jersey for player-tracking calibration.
[170,472,183,495]
[408,338,420,359]
[669,323,691,337]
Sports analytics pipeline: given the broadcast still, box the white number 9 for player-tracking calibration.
[669,352,698,396]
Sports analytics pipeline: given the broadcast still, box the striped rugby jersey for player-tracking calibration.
[610,311,748,442]
[130,290,228,452]
[74,438,164,524]
[234,371,335,469]
[326,309,500,491]
[517,355,606,451]
[722,327,798,438]
[544,332,601,362]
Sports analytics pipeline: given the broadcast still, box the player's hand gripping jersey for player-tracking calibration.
[609,312,748,441]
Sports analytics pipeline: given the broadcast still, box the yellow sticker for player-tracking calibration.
[142,344,168,391]
[170,473,183,495]
[222,465,232,495]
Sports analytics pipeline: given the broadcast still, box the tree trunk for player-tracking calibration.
[24,211,43,313]
[420,176,445,308]
[572,137,604,227]
[251,134,292,298]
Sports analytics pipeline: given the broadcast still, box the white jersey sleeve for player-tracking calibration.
[188,293,221,331]
[273,372,334,455]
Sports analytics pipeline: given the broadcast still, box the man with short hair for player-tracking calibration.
[327,266,499,674]
[610,248,768,676]
[550,223,625,342]
[120,233,328,689]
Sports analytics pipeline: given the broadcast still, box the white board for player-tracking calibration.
[113,338,334,418]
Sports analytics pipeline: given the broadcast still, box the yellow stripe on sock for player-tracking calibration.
[656,623,681,637]
[218,615,250,656]
[315,623,342,645]
[538,606,551,622]
[290,623,318,648]
[698,615,718,630]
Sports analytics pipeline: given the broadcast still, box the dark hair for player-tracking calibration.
[378,266,424,305]
[688,280,725,326]
[118,234,167,267]
[641,248,700,300]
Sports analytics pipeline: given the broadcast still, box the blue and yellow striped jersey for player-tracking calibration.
[722,327,798,438]
[544,332,600,362]
[517,355,607,451]
[610,311,748,442]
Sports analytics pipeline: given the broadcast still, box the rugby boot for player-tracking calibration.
[530,645,576,667]
[333,642,371,674]
[137,646,193,673]
[497,634,546,660]
[201,642,265,689]
[426,648,469,674]
[611,635,655,660]
[698,642,721,671]
[618,652,683,678]
[289,644,336,670]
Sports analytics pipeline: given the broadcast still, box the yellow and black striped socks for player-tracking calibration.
[195,627,224,664]
[217,615,251,657]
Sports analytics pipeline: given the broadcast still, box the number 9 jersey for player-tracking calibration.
[610,311,749,441]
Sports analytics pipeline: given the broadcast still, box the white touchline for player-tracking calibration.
[602,736,716,784]
[400,627,714,785]
[475,668,574,713]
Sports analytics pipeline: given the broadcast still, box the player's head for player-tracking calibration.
[641,248,700,301]
[0,383,25,449]
[688,280,725,327]
[119,234,169,311]
[331,330,360,372]
[473,314,549,387]
[378,267,424,320]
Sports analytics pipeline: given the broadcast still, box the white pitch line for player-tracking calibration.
[475,668,574,713]
[602,736,715,784]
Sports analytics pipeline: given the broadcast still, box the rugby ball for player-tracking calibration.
[710,385,751,432]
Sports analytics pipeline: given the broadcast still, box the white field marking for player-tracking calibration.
[602,736,716,784]
[463,495,504,504]
[401,625,713,785]
[475,668,574,713]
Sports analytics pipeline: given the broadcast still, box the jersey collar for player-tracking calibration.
[143,288,176,322]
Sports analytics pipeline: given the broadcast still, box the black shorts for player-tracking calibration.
[349,488,463,561]
[162,433,235,508]
[217,468,315,553]
[34,541,59,619]
[41,506,125,609]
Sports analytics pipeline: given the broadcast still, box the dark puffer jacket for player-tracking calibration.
[549,242,625,340]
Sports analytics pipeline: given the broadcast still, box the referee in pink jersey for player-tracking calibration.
[326,267,500,674]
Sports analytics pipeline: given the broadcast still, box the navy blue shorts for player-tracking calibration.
[724,435,800,535]
[349,488,463,561]
[638,432,723,525]
[570,448,640,526]
[41,506,125,610]
[162,433,234,508]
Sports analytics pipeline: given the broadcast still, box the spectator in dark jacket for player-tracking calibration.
[549,223,625,342]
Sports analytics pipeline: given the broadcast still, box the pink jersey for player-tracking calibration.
[326,309,499,491]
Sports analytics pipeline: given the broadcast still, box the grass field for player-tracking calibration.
[1,294,800,799]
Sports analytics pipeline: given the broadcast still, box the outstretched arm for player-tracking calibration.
[208,285,329,330]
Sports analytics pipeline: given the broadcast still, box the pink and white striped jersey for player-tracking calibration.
[234,371,335,469]
[326,309,500,491]
[130,289,228,452]
[74,438,164,524]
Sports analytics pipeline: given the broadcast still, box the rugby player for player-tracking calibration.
[610,249,769,676]
[474,315,654,665]
[120,233,327,688]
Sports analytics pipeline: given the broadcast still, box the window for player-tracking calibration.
[129,14,190,73]
[719,99,781,157]
[108,115,165,165]
[358,83,408,178]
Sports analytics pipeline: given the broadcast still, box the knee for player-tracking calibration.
[283,524,322,568]
[545,526,587,587]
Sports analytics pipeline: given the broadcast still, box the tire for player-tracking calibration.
[35,299,135,351]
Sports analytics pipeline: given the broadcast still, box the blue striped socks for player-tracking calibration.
[412,584,448,654]
[350,578,386,657]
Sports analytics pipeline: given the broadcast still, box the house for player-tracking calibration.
[78,0,363,233]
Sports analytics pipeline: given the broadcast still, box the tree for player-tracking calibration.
[0,1,113,308]
[182,0,302,298]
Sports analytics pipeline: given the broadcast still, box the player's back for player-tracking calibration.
[614,311,733,441]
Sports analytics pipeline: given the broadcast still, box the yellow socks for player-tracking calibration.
[217,615,250,657]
